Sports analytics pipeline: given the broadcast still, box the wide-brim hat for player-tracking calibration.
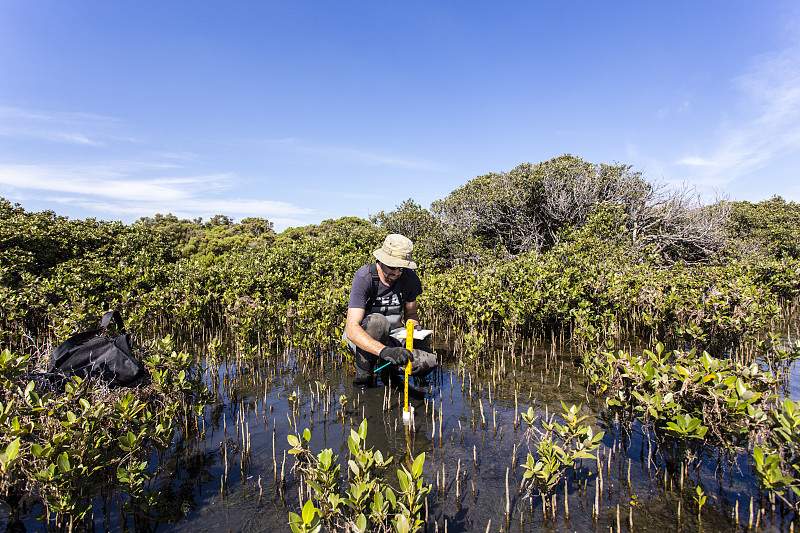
[373,234,417,269]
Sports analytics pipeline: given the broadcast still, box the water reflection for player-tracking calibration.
[154,345,789,532]
[13,336,798,532]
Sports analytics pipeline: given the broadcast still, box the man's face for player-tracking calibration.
[379,261,404,283]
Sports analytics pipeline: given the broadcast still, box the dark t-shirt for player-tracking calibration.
[347,263,422,329]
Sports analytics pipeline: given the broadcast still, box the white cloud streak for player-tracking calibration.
[0,104,439,228]
[0,106,121,147]
[260,138,447,171]
[0,163,314,227]
[675,44,800,187]
[0,106,316,229]
[656,100,690,119]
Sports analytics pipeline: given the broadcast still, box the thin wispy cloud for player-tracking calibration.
[0,106,119,124]
[0,164,230,201]
[0,106,317,228]
[0,125,106,147]
[656,100,691,119]
[0,106,121,147]
[261,137,303,146]
[1,104,438,227]
[625,143,670,181]
[259,138,447,172]
[299,188,384,201]
[0,163,314,227]
[50,132,104,146]
[676,44,800,187]
[159,151,201,162]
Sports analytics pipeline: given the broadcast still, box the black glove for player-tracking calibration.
[379,346,414,365]
[414,324,424,331]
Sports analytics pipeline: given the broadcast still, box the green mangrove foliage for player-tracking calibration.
[0,336,211,530]
[0,198,178,347]
[729,196,800,260]
[0,201,384,354]
[137,212,276,264]
[421,248,798,358]
[430,155,652,258]
[287,420,431,533]
[582,341,800,514]
[2,154,799,529]
[370,199,451,270]
[4,153,800,362]
[520,403,603,509]
[753,397,800,509]
[429,154,731,264]
[584,343,780,445]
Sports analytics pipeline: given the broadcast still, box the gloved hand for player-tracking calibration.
[414,324,424,331]
[379,346,414,365]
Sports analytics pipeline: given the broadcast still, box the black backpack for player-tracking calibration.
[47,310,145,389]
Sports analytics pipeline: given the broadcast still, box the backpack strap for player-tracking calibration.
[100,310,125,333]
[364,263,406,313]
[365,263,381,311]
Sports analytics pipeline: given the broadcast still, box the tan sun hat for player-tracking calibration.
[373,234,417,269]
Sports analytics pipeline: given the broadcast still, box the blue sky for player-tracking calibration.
[1,1,799,231]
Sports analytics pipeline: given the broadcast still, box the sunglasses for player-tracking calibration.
[380,262,404,273]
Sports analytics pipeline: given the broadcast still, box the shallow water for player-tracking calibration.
[152,344,782,532]
[11,337,799,532]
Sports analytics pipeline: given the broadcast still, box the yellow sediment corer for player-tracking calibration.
[403,320,414,424]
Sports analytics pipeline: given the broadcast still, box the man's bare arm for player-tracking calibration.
[404,301,420,327]
[345,307,385,356]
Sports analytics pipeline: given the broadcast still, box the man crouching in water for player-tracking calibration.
[343,234,438,387]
